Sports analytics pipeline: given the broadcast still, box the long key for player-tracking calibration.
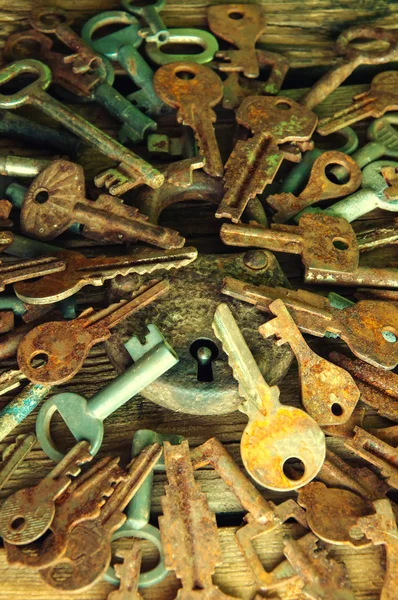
[300,26,398,110]
[39,444,162,593]
[0,256,65,292]
[0,440,92,545]
[17,279,169,385]
[154,62,224,177]
[259,299,359,425]
[215,95,317,222]
[20,159,183,248]
[212,303,325,491]
[121,0,169,46]
[0,60,164,195]
[317,71,398,136]
[14,246,198,305]
[222,277,398,369]
[0,433,36,491]
[36,325,178,460]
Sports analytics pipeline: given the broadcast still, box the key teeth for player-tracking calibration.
[124,324,165,361]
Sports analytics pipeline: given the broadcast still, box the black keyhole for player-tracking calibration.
[189,338,219,382]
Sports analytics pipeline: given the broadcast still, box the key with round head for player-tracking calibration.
[0,60,164,195]
[212,303,325,491]
[154,62,224,178]
[300,26,398,110]
[36,325,179,460]
[0,440,92,545]
[121,0,169,46]
[17,279,170,385]
[20,160,183,248]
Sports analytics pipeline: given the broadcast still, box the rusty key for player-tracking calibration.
[154,62,224,177]
[345,427,398,489]
[107,545,143,600]
[0,256,65,292]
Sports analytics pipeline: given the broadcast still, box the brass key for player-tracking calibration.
[0,60,164,195]
[154,62,224,177]
[215,95,317,222]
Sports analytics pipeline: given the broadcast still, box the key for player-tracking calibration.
[0,440,92,545]
[20,159,183,248]
[5,455,126,569]
[259,299,359,425]
[212,303,325,491]
[0,433,36,491]
[121,0,169,46]
[0,154,50,178]
[208,4,267,79]
[108,545,143,600]
[147,129,197,159]
[0,382,53,442]
[154,62,224,178]
[221,277,398,369]
[345,427,398,489]
[0,256,65,292]
[146,28,219,66]
[14,246,198,305]
[0,60,164,195]
[267,150,362,222]
[300,26,398,110]
[317,71,398,136]
[17,279,170,385]
[36,325,179,460]
[0,369,27,396]
[215,95,317,222]
[39,443,162,593]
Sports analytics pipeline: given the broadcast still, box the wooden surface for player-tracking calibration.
[0,1,396,599]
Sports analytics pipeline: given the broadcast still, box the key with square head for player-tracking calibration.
[39,443,162,593]
[317,71,398,136]
[0,60,164,195]
[122,0,169,46]
[212,303,325,491]
[0,440,92,545]
[0,256,65,292]
[36,324,179,460]
[17,279,170,385]
[154,62,224,178]
[215,95,317,222]
[300,26,398,110]
[20,160,183,248]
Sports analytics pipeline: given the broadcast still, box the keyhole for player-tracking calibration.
[190,339,218,382]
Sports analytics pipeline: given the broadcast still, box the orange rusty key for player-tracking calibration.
[215,95,317,222]
[153,62,224,178]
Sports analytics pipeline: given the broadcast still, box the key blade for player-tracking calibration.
[182,106,223,178]
[317,97,378,136]
[0,433,36,490]
[0,369,27,396]
[124,323,174,362]
[0,256,65,291]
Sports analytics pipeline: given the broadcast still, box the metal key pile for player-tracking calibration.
[0,2,397,599]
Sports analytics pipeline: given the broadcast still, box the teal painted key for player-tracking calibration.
[121,0,169,46]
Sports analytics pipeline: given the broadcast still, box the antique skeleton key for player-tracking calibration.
[212,303,325,491]
[17,280,169,385]
[215,95,317,222]
[0,256,65,292]
[154,62,224,177]
[259,300,360,425]
[345,427,398,489]
[0,440,92,545]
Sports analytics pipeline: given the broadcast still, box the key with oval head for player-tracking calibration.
[0,60,164,195]
[300,26,398,110]
[216,95,317,222]
[212,303,325,491]
[145,28,219,66]
[20,160,183,248]
[154,62,224,178]
[36,325,179,461]
[121,0,169,46]
[0,440,92,545]
[17,279,170,385]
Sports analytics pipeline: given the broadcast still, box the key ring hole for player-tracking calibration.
[30,352,49,369]
[325,163,350,185]
[282,457,305,481]
[381,327,397,343]
[332,237,350,251]
[38,12,68,28]
[10,516,26,532]
[34,189,49,204]
[157,32,168,44]
[7,38,44,60]
[228,11,244,19]
[331,403,343,416]
[175,68,196,80]
[275,100,291,111]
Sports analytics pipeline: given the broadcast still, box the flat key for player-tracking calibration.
[0,256,65,292]
[107,545,143,600]
[0,433,36,491]
[215,95,317,222]
[14,246,198,305]
[17,279,170,384]
[212,303,325,491]
[20,160,183,248]
[121,0,169,46]
[154,62,224,177]
[0,440,92,545]
[317,71,398,136]
[0,60,164,195]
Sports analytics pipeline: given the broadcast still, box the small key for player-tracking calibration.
[0,256,65,292]
[21,160,183,248]
[17,279,170,385]
[222,277,398,369]
[0,60,164,195]
[154,62,224,178]
[14,246,198,305]
[215,95,317,222]
[317,71,398,136]
[36,325,179,460]
[0,433,36,491]
[39,443,162,592]
[122,0,169,46]
[259,299,359,425]
[300,26,398,110]
[212,303,325,491]
[0,440,92,545]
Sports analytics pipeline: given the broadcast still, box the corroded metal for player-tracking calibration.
[107,545,143,600]
[0,433,36,490]
[345,427,398,489]
[0,382,53,443]
[0,256,65,292]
